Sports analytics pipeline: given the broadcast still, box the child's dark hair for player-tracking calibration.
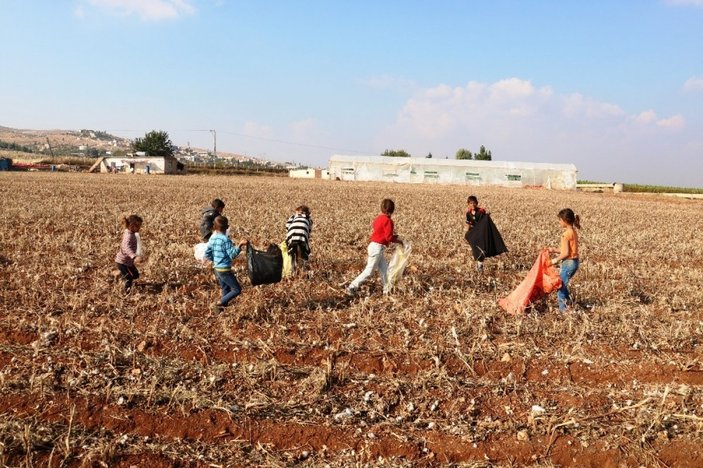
[558,208,581,229]
[213,216,229,232]
[211,198,225,211]
[296,205,310,216]
[381,198,395,215]
[122,214,143,229]
[467,195,478,204]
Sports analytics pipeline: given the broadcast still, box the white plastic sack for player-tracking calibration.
[194,242,208,261]
[135,233,143,256]
[386,242,412,291]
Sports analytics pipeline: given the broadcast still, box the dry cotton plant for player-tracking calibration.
[1,172,702,466]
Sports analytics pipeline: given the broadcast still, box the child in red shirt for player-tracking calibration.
[346,199,403,296]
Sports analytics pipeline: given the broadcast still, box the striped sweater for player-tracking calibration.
[285,214,312,249]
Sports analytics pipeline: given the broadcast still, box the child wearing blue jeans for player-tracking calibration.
[204,216,248,312]
[550,208,581,312]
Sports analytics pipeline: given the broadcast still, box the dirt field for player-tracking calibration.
[1,172,702,467]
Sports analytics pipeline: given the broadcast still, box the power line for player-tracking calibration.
[103,128,373,155]
[216,130,370,154]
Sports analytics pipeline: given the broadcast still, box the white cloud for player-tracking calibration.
[85,0,196,21]
[633,110,657,124]
[374,77,696,184]
[656,114,685,129]
[489,78,535,100]
[74,6,86,18]
[683,76,703,92]
[242,121,273,139]
[562,93,624,119]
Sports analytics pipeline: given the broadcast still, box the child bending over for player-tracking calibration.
[286,205,313,274]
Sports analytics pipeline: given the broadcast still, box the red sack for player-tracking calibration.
[499,249,562,314]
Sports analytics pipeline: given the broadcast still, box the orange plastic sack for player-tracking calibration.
[499,248,562,314]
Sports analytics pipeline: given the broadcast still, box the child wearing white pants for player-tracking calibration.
[347,199,402,296]
[349,242,388,293]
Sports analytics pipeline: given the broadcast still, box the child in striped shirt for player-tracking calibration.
[285,205,313,274]
[114,214,143,292]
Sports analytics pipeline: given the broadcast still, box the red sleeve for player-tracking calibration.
[386,218,398,244]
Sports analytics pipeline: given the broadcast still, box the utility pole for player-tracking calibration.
[46,137,55,157]
[209,129,216,157]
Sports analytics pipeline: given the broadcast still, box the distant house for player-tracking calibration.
[89,155,186,175]
[289,168,329,179]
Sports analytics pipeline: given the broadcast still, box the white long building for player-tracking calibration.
[328,155,577,189]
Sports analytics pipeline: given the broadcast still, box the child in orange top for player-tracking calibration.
[346,199,403,296]
[550,208,580,311]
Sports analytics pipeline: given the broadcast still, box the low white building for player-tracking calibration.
[89,155,186,174]
[328,155,577,189]
[289,168,329,179]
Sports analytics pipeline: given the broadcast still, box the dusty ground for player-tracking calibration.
[1,172,702,467]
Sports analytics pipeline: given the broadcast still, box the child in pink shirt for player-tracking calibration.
[115,214,143,292]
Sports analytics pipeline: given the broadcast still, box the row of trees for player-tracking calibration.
[382,146,492,161]
[0,140,34,153]
[455,145,492,160]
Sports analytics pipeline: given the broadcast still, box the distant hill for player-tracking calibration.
[0,126,131,157]
[0,125,291,169]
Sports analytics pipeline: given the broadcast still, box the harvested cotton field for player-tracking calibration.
[1,172,702,466]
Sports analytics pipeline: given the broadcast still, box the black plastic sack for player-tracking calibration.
[465,215,508,261]
[247,244,283,286]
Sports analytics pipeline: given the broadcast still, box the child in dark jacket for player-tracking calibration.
[204,216,248,312]
[199,198,225,241]
[115,215,143,292]
[346,199,403,296]
[465,195,487,272]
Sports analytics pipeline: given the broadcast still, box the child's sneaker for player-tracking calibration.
[476,262,484,273]
[210,302,224,313]
[345,286,357,297]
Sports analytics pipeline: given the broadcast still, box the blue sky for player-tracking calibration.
[1,0,702,186]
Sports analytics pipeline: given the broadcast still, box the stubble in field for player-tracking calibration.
[1,173,702,466]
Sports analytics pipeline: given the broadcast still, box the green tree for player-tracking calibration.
[455,148,473,160]
[382,149,410,157]
[475,145,492,161]
[133,130,175,157]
